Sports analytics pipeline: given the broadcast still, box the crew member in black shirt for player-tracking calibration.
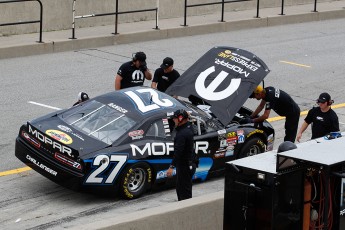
[115,51,152,90]
[250,86,300,143]
[166,109,196,201]
[297,92,339,142]
[151,57,180,93]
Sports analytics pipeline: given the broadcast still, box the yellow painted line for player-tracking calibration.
[280,60,311,68]
[2,103,345,177]
[0,166,31,177]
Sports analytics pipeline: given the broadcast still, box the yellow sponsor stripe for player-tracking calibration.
[2,103,345,177]
[0,166,31,177]
[280,60,311,68]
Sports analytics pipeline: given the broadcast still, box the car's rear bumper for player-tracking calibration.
[15,137,83,188]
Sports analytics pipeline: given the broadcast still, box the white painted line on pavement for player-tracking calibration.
[28,101,61,110]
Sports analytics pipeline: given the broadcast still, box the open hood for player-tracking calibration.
[166,46,270,125]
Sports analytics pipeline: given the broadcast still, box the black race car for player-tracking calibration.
[15,46,275,199]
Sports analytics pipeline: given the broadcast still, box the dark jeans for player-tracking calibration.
[284,107,300,143]
[176,162,196,201]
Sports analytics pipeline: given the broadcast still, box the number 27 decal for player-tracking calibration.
[85,155,127,184]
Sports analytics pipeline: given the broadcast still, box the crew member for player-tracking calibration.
[151,57,180,92]
[73,92,89,106]
[249,86,300,143]
[166,109,196,201]
[297,92,339,142]
[115,51,152,90]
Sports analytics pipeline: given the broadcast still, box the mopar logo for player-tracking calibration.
[130,141,209,156]
[195,66,241,101]
[132,70,144,82]
[28,125,72,157]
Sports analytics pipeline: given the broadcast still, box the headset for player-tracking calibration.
[173,109,189,122]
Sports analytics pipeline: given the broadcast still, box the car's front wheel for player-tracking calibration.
[119,162,152,199]
[237,137,265,159]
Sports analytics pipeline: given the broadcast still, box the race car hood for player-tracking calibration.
[166,46,270,125]
[25,117,108,159]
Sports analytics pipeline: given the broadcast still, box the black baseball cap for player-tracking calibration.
[317,92,331,103]
[134,52,147,65]
[160,57,174,69]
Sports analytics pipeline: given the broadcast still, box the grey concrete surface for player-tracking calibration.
[76,191,224,230]
[0,0,344,59]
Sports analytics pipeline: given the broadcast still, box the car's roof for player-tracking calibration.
[90,86,188,120]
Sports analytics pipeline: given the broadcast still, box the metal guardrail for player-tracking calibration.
[71,0,159,39]
[182,0,251,26]
[280,0,318,15]
[0,0,43,42]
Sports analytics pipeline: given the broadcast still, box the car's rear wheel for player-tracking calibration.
[237,137,265,159]
[120,162,152,199]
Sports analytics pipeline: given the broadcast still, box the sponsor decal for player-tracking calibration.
[130,141,209,157]
[247,129,264,138]
[26,154,57,176]
[237,129,245,143]
[217,50,260,71]
[220,139,227,148]
[108,103,128,113]
[225,149,234,157]
[28,125,73,157]
[156,169,176,179]
[46,129,73,145]
[227,132,236,138]
[214,150,226,159]
[128,130,144,140]
[227,137,237,145]
[215,58,250,77]
[341,209,345,216]
[217,129,226,135]
[54,153,82,170]
[227,145,235,150]
[22,131,40,148]
[58,125,84,141]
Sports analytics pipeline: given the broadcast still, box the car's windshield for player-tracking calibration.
[59,101,136,145]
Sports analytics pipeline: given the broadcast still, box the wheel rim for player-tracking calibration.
[127,168,146,192]
[247,145,261,156]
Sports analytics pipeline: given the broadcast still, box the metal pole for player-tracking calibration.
[115,0,119,34]
[221,0,225,22]
[183,0,187,26]
[280,0,285,15]
[155,0,159,29]
[313,0,318,12]
[38,0,43,42]
[256,0,260,18]
[71,0,76,39]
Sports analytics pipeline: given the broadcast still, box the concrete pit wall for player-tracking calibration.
[0,0,334,36]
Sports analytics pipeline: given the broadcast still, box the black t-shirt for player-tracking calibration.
[152,68,180,92]
[117,61,145,89]
[305,107,339,139]
[264,86,300,117]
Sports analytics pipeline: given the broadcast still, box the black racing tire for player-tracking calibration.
[237,137,265,159]
[119,162,152,199]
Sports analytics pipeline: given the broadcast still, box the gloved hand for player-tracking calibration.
[140,64,147,72]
